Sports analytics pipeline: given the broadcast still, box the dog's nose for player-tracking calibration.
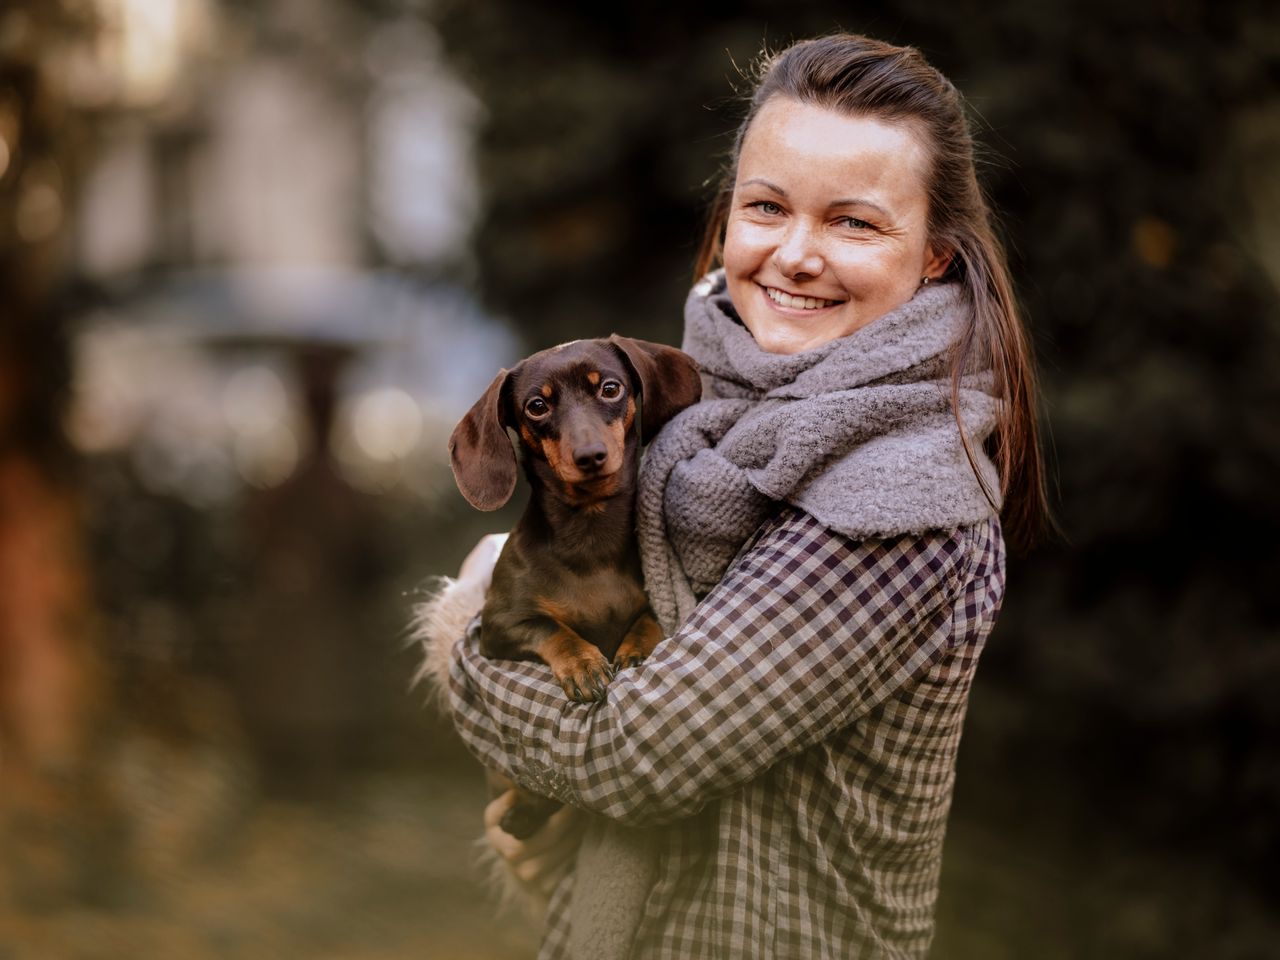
[573,442,608,472]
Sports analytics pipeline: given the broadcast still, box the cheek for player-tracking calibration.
[829,245,915,296]
[722,220,766,274]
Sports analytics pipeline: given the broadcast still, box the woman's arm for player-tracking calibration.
[447,508,982,827]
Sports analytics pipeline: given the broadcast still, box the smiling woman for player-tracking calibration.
[724,102,949,353]
[430,32,1048,960]
[696,34,1045,548]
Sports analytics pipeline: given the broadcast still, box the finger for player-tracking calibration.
[513,840,580,881]
[485,819,526,863]
[515,842,580,897]
[525,831,582,876]
[483,788,518,830]
[514,805,585,858]
[487,805,586,871]
[514,854,559,885]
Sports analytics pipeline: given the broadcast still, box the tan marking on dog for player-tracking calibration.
[624,396,636,432]
[614,609,664,663]
[536,625,589,663]
[536,626,611,699]
[520,424,539,452]
[606,410,629,470]
[554,471,619,510]
[534,596,575,624]
[540,384,553,398]
[587,371,600,386]
[541,437,567,478]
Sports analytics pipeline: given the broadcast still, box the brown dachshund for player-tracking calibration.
[449,335,701,837]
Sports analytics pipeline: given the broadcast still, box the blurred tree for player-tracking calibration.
[232,343,399,794]
[0,1,115,905]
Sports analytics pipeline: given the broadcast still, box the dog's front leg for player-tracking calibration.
[611,607,664,671]
[525,620,613,703]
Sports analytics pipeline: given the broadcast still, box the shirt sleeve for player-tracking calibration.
[445,508,977,827]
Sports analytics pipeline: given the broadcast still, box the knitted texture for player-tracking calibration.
[567,818,661,960]
[637,271,1001,633]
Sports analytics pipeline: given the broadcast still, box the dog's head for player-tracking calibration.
[449,336,701,511]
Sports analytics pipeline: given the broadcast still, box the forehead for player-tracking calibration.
[735,98,931,215]
[514,340,628,394]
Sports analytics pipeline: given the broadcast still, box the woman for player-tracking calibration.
[432,33,1045,960]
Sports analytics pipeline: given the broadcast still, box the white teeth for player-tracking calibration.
[765,287,838,310]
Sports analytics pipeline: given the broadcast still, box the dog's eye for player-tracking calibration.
[525,397,551,419]
[599,379,623,400]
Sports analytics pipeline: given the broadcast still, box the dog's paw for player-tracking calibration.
[553,649,613,702]
[610,642,648,672]
[612,611,662,673]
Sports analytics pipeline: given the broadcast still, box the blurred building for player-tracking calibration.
[66,0,516,504]
[52,0,531,791]
[3,2,533,946]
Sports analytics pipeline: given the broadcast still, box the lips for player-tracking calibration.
[762,285,844,310]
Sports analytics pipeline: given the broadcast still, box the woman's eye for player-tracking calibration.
[599,380,623,400]
[840,216,872,230]
[750,200,783,216]
[525,397,551,418]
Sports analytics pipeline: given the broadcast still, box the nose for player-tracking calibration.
[774,220,824,280]
[573,442,608,473]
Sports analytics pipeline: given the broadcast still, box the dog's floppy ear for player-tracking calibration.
[609,335,702,441]
[449,367,518,511]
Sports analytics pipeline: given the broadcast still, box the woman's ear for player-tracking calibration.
[448,367,518,511]
[923,240,954,281]
[608,336,702,441]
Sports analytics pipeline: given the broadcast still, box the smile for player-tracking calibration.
[762,285,844,310]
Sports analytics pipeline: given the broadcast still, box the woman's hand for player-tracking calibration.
[484,789,586,900]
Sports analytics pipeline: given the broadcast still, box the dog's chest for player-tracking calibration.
[562,567,648,657]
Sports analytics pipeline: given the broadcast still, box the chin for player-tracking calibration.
[749,330,810,355]
[742,314,861,356]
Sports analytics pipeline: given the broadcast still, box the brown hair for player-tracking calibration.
[695,34,1047,550]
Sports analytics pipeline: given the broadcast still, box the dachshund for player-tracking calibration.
[448,335,701,837]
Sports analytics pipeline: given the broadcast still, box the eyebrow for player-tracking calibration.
[740,178,891,218]
[741,177,787,195]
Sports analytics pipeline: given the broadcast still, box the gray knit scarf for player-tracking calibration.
[638,270,1001,634]
[567,271,1001,960]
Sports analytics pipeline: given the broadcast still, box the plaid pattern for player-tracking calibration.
[448,507,1005,959]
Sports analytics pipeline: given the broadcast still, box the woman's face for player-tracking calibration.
[723,97,950,355]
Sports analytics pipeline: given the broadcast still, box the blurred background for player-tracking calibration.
[0,0,1277,957]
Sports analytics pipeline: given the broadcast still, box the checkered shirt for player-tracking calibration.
[447,507,1005,959]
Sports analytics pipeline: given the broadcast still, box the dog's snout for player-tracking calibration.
[573,442,608,472]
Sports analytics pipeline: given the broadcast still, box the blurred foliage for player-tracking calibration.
[430,0,1280,953]
[0,0,118,913]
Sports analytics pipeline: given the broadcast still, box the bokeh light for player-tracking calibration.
[350,388,423,463]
